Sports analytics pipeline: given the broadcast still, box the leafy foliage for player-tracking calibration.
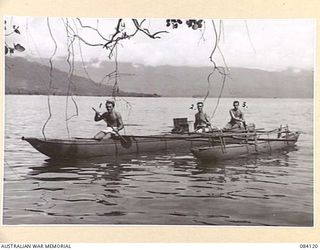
[166,19,203,30]
[4,20,25,55]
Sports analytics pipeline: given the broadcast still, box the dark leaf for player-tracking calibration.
[14,28,20,34]
[9,48,14,54]
[14,43,25,52]
[177,19,182,24]
[5,46,8,55]
[13,25,16,29]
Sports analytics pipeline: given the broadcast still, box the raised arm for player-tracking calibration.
[94,111,103,121]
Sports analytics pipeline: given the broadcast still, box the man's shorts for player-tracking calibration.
[195,127,211,133]
[101,127,116,134]
[224,122,242,130]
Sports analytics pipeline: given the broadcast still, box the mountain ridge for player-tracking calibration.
[5,56,313,98]
[5,57,160,97]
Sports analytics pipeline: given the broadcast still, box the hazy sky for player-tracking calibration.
[5,16,315,71]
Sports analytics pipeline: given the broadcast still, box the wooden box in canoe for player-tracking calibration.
[191,131,300,162]
[22,134,219,159]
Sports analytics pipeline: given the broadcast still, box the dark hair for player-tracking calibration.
[233,100,239,105]
[197,102,204,106]
[106,100,115,107]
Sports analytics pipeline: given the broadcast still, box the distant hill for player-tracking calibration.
[4,57,160,97]
[84,62,312,98]
[6,56,313,98]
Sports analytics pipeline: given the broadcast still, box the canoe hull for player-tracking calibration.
[191,132,300,162]
[22,135,215,159]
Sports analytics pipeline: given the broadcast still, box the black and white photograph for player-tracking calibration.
[3,16,314,226]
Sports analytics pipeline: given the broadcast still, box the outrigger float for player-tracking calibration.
[191,125,300,162]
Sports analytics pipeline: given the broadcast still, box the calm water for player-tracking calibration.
[3,95,313,226]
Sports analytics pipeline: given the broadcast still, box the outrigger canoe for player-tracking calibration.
[22,130,260,159]
[191,129,300,162]
[22,126,297,160]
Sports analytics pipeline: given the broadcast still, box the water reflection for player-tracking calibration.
[5,144,311,226]
[27,147,297,184]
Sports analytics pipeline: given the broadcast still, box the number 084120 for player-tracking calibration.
[300,244,318,248]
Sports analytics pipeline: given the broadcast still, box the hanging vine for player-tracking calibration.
[41,17,57,140]
[63,18,79,138]
[198,20,229,120]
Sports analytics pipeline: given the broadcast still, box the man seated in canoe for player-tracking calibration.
[194,101,212,133]
[93,100,124,140]
[224,100,246,130]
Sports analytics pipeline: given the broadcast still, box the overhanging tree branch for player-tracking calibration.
[132,19,169,39]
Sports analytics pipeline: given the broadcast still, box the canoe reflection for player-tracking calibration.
[27,146,297,185]
[28,152,195,181]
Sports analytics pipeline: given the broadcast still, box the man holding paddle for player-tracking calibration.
[224,100,246,130]
[93,100,124,140]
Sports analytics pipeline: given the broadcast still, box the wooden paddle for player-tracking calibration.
[110,126,129,144]
[242,121,247,130]
[92,107,100,115]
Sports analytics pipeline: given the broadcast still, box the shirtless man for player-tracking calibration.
[194,102,211,133]
[224,100,246,130]
[93,100,124,140]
